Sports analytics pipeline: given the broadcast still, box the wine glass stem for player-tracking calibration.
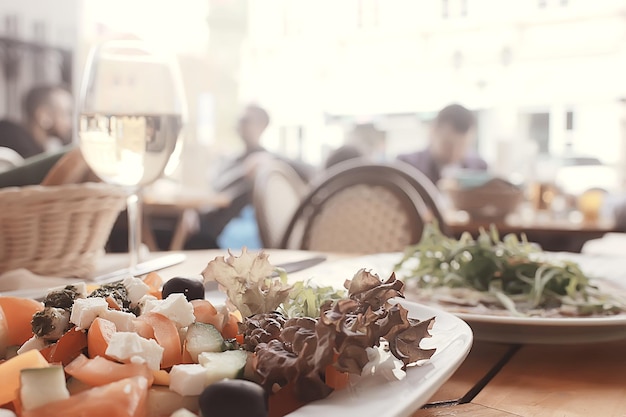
[127,191,142,273]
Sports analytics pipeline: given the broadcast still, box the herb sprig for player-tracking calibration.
[395,224,625,317]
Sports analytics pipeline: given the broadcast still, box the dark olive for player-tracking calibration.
[162,277,205,301]
[199,379,268,417]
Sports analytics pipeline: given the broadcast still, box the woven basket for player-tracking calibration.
[0,183,127,278]
[445,178,523,220]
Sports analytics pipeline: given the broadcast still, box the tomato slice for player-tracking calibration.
[143,272,163,299]
[221,313,240,339]
[268,383,307,417]
[136,312,182,369]
[191,299,224,331]
[21,376,149,417]
[0,297,44,345]
[87,317,116,360]
[65,354,154,387]
[0,350,49,406]
[40,328,87,366]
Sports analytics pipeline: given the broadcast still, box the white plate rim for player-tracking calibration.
[293,252,626,344]
[287,298,474,417]
[454,311,626,326]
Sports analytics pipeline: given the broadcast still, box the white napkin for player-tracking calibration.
[0,268,83,293]
[581,233,626,257]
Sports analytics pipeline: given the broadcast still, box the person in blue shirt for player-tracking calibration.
[186,104,313,249]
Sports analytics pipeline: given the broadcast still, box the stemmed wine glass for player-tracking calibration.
[78,40,186,273]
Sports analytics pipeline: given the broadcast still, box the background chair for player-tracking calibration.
[253,159,309,248]
[281,162,437,253]
[393,159,449,235]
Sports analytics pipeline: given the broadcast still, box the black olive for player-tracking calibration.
[199,379,268,417]
[162,277,205,301]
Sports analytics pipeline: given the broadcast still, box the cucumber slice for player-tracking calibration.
[198,350,248,384]
[20,366,70,410]
[185,322,224,362]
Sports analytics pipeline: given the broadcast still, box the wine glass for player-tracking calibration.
[78,40,186,273]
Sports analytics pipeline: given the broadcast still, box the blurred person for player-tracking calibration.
[0,85,73,158]
[321,123,383,172]
[324,144,365,169]
[186,104,314,249]
[347,123,386,162]
[397,104,487,186]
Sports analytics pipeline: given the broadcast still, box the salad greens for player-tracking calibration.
[201,249,345,319]
[396,223,626,317]
[202,250,437,403]
[201,249,293,317]
[279,279,345,318]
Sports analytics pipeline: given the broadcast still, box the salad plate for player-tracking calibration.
[285,299,473,417]
[292,252,626,344]
[197,249,473,416]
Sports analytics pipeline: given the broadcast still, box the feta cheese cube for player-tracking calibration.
[99,309,136,332]
[170,409,198,417]
[143,294,195,328]
[169,364,208,396]
[70,298,108,329]
[105,332,164,371]
[17,336,48,355]
[122,276,150,306]
[137,294,158,315]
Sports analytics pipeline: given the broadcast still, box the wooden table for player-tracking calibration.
[414,339,626,417]
[446,214,616,253]
[150,249,626,417]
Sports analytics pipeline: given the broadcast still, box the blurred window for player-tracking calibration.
[461,0,468,17]
[529,113,550,154]
[357,0,379,29]
[566,111,574,130]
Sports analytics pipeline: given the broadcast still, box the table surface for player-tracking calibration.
[147,249,626,417]
[446,214,616,234]
[445,213,616,253]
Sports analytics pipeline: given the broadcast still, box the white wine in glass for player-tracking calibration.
[78,40,186,272]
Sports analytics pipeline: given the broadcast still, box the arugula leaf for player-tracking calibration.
[396,223,625,317]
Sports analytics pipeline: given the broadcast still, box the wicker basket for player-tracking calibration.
[0,183,127,278]
[444,178,523,220]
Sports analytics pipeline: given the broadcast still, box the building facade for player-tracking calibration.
[239,0,626,182]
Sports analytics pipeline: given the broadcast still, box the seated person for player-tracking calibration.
[186,104,314,249]
[397,104,487,186]
[324,144,365,169]
[0,84,73,159]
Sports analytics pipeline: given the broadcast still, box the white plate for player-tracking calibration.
[454,311,626,344]
[292,253,626,344]
[287,299,473,417]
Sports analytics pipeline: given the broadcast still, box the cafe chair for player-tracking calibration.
[280,162,434,254]
[253,159,309,248]
[393,160,449,235]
